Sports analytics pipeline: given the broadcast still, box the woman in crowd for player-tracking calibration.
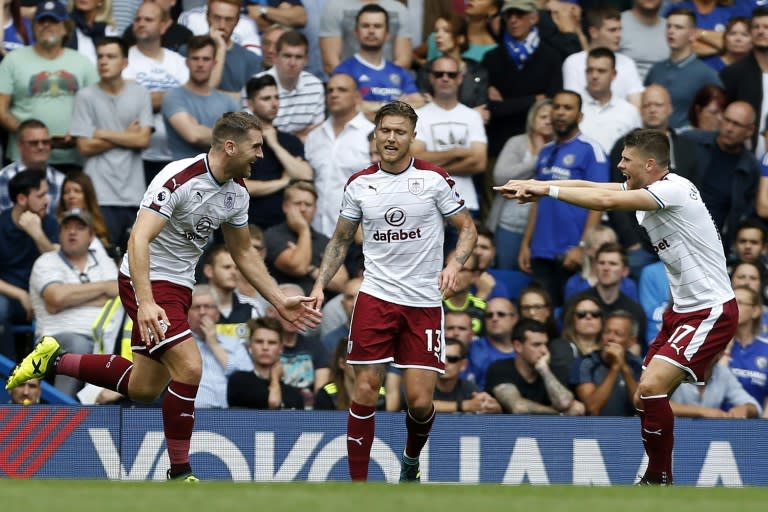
[416,13,489,108]
[680,84,728,133]
[67,0,117,65]
[488,99,553,269]
[314,337,387,411]
[1,0,33,61]
[57,172,112,257]
[702,16,752,72]
[730,260,768,333]
[548,294,604,386]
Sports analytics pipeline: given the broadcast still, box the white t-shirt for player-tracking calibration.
[580,95,642,154]
[414,102,487,211]
[120,154,249,288]
[341,158,466,307]
[634,173,734,312]
[123,46,190,162]
[563,50,645,102]
[177,6,261,55]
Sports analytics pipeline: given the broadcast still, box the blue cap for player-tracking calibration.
[34,1,69,22]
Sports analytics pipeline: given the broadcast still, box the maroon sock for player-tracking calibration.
[163,381,198,476]
[347,401,376,481]
[58,354,133,396]
[405,406,435,459]
[641,394,674,484]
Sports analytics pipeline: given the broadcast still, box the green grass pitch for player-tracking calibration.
[1,480,767,512]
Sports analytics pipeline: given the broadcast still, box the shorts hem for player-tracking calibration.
[391,363,445,374]
[346,357,394,365]
[132,329,192,354]
[652,354,700,384]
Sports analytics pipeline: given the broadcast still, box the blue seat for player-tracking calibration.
[487,270,532,302]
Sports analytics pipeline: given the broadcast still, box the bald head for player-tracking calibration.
[641,84,672,131]
[327,73,361,117]
[717,100,755,151]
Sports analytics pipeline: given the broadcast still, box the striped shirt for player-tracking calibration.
[0,161,65,215]
[119,154,249,288]
[258,67,325,135]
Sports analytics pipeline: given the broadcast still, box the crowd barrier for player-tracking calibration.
[1,406,765,486]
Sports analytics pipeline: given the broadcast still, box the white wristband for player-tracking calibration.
[548,185,560,199]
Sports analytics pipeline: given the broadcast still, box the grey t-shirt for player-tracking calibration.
[319,0,412,63]
[70,82,153,206]
[620,10,669,82]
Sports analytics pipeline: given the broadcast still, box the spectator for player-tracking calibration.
[190,284,254,408]
[482,0,563,158]
[0,169,59,360]
[488,98,553,270]
[619,0,669,81]
[607,86,700,279]
[721,8,768,154]
[28,208,118,397]
[258,22,286,71]
[306,72,374,239]
[245,0,305,34]
[415,13,489,108]
[8,377,40,404]
[644,7,723,130]
[470,222,509,300]
[413,55,486,223]
[314,335,387,411]
[434,337,502,414]
[243,74,312,231]
[662,0,748,58]
[549,293,604,385]
[162,34,239,160]
[518,283,560,339]
[727,285,768,417]
[178,0,261,55]
[267,282,330,398]
[202,0,262,101]
[728,219,767,270]
[670,363,761,418]
[0,0,99,172]
[444,310,475,347]
[319,276,362,353]
[264,181,349,295]
[0,0,33,60]
[486,318,585,414]
[563,6,644,109]
[578,47,641,154]
[70,36,152,253]
[730,260,768,331]
[518,90,609,307]
[122,1,191,185]
[563,224,639,302]
[66,0,118,65]
[680,84,728,133]
[319,0,412,75]
[466,297,518,389]
[442,251,487,336]
[580,242,647,350]
[0,118,65,216]
[122,0,193,52]
[57,171,111,257]
[334,4,425,121]
[255,30,324,141]
[574,310,642,416]
[202,245,254,325]
[685,101,759,250]
[702,16,751,72]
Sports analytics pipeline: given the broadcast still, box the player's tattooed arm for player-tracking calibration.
[447,209,477,267]
[492,383,559,415]
[316,217,359,289]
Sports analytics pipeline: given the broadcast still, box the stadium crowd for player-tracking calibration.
[2,0,768,420]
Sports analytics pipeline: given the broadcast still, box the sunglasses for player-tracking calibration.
[445,355,465,363]
[485,311,514,319]
[431,70,459,79]
[575,310,602,319]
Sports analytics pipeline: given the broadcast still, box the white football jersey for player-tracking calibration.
[635,173,735,312]
[120,154,249,288]
[341,158,465,307]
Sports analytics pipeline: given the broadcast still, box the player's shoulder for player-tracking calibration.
[412,158,450,178]
[153,155,209,191]
[346,163,380,186]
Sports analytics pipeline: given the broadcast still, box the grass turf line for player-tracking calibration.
[0,480,767,512]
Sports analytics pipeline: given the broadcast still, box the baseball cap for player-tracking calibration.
[61,208,93,227]
[34,1,69,22]
[501,0,539,13]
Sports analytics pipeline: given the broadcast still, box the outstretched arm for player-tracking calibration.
[495,180,660,212]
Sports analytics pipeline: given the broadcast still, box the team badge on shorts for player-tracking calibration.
[408,178,424,195]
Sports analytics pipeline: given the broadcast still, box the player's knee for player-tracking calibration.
[405,392,433,414]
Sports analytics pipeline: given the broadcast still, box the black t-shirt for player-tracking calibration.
[227,371,305,409]
[433,379,481,402]
[484,358,551,412]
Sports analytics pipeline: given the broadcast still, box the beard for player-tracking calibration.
[554,120,579,139]
[360,42,384,53]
